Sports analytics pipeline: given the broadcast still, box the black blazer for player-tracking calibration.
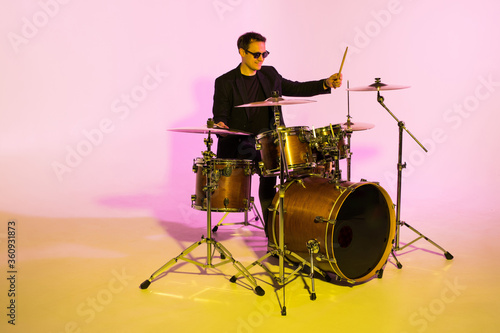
[212,64,331,132]
[212,64,331,159]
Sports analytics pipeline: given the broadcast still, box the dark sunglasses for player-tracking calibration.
[245,49,270,59]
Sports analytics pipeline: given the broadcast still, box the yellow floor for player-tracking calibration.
[1,203,499,333]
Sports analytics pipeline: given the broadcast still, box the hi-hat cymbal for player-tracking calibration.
[347,78,410,92]
[341,121,375,131]
[236,96,316,108]
[167,125,251,136]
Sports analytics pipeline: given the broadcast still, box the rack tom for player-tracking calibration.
[256,126,315,177]
[313,124,347,160]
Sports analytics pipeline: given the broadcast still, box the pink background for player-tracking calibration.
[1,0,499,223]
[1,2,500,332]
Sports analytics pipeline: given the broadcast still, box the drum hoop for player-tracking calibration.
[316,124,342,131]
[194,157,253,165]
[256,126,311,140]
[325,181,396,282]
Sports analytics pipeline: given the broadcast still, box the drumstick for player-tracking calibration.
[338,46,348,75]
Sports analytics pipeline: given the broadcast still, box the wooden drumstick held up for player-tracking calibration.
[338,46,348,75]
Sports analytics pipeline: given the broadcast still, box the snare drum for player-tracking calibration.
[192,158,253,212]
[267,176,395,283]
[256,126,315,177]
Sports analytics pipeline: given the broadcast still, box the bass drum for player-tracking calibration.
[267,176,395,283]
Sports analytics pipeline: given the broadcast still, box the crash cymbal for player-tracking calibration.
[341,121,375,131]
[347,78,410,91]
[167,125,251,136]
[236,97,316,108]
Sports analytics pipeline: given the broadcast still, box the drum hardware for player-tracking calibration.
[312,124,347,181]
[314,216,336,225]
[234,92,324,315]
[315,253,336,263]
[345,80,352,181]
[359,178,379,185]
[140,119,265,296]
[211,199,265,233]
[349,78,454,267]
[306,239,320,300]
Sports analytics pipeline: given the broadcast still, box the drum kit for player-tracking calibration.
[139,78,453,316]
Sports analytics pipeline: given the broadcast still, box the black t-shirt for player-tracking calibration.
[242,74,271,135]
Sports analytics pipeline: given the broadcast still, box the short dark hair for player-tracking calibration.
[237,32,266,50]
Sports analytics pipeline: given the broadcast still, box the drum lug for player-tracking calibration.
[314,216,335,225]
[316,253,336,264]
[255,143,262,150]
[360,178,380,185]
[222,165,232,177]
[191,195,196,206]
[223,198,229,208]
[334,275,356,285]
[298,131,309,143]
[258,161,265,174]
[212,170,221,183]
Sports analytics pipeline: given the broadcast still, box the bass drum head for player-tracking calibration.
[326,182,395,281]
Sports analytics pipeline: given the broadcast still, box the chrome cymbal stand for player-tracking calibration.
[140,120,265,296]
[374,80,453,267]
[345,80,352,181]
[230,92,327,315]
[211,200,265,233]
[272,92,290,315]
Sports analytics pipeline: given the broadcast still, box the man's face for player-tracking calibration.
[240,41,266,73]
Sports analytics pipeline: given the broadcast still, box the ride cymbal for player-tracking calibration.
[236,97,316,108]
[341,121,375,131]
[347,78,409,92]
[167,125,251,136]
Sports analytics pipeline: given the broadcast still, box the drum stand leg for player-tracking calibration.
[230,239,329,301]
[346,82,352,182]
[139,127,265,296]
[306,240,320,301]
[375,87,454,267]
[231,95,326,315]
[211,199,264,233]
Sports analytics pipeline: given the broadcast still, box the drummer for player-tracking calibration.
[212,31,342,232]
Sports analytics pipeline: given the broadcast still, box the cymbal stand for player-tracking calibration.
[328,123,342,184]
[140,122,265,296]
[231,93,327,315]
[211,200,264,233]
[375,82,453,267]
[345,80,352,181]
[274,92,289,315]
